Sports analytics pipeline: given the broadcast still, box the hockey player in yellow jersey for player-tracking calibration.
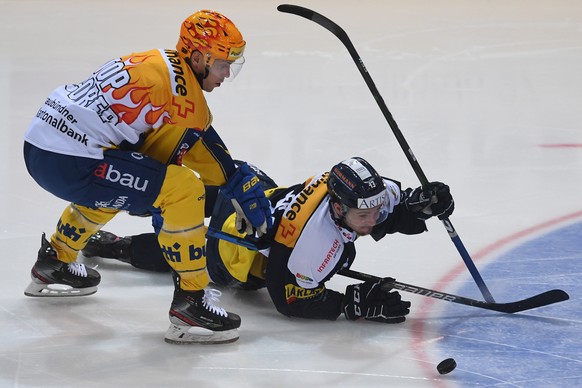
[23,10,272,344]
[84,158,455,323]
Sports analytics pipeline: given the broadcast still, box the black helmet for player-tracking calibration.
[327,157,387,211]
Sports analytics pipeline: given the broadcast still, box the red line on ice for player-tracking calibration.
[411,209,582,386]
[538,144,582,148]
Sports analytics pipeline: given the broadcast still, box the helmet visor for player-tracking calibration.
[208,57,245,81]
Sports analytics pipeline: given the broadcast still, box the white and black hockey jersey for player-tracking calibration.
[264,172,427,320]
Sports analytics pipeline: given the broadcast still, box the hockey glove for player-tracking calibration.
[342,278,411,324]
[404,181,454,220]
[221,163,273,237]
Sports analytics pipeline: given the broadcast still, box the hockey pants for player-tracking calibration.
[24,142,210,291]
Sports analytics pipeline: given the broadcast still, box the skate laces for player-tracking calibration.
[202,289,228,317]
[67,262,88,277]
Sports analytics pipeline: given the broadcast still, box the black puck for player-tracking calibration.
[437,358,456,375]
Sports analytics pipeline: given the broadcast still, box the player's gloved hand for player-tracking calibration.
[342,278,411,324]
[221,163,273,237]
[404,181,454,220]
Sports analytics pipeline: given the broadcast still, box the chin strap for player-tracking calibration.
[188,60,210,86]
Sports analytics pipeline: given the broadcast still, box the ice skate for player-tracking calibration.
[24,233,101,297]
[81,230,132,263]
[165,288,241,345]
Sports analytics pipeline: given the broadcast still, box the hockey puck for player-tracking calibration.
[437,358,456,375]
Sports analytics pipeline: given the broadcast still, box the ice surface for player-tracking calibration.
[1,1,581,386]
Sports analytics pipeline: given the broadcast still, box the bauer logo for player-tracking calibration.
[94,163,149,192]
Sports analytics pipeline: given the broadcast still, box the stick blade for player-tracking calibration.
[277,4,314,18]
[499,289,569,313]
[277,4,348,40]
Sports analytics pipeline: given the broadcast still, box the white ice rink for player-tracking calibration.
[1,1,581,387]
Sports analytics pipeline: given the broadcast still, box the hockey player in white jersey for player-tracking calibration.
[23,10,272,345]
[85,157,454,323]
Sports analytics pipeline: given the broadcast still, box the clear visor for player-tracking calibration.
[208,57,245,81]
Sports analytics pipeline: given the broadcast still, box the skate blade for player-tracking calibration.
[24,281,97,297]
[164,323,239,345]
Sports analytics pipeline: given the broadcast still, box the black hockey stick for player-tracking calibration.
[339,268,569,314]
[277,4,496,302]
[207,228,569,313]
[207,227,268,250]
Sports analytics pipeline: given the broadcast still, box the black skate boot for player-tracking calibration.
[81,230,132,263]
[165,288,241,345]
[24,233,101,297]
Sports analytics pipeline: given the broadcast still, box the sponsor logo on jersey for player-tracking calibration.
[284,174,327,221]
[36,108,88,145]
[284,283,324,303]
[341,230,354,241]
[317,239,340,273]
[275,174,329,248]
[43,98,79,124]
[93,163,149,192]
[163,49,189,97]
[278,222,297,239]
[160,242,206,263]
[295,272,313,282]
[56,219,85,242]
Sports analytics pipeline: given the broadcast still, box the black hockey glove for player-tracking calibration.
[404,181,454,220]
[342,278,411,324]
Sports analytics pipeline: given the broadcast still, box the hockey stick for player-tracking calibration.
[206,227,267,250]
[339,268,569,314]
[277,4,496,302]
[206,228,569,313]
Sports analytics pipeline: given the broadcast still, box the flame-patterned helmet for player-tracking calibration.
[176,10,245,67]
